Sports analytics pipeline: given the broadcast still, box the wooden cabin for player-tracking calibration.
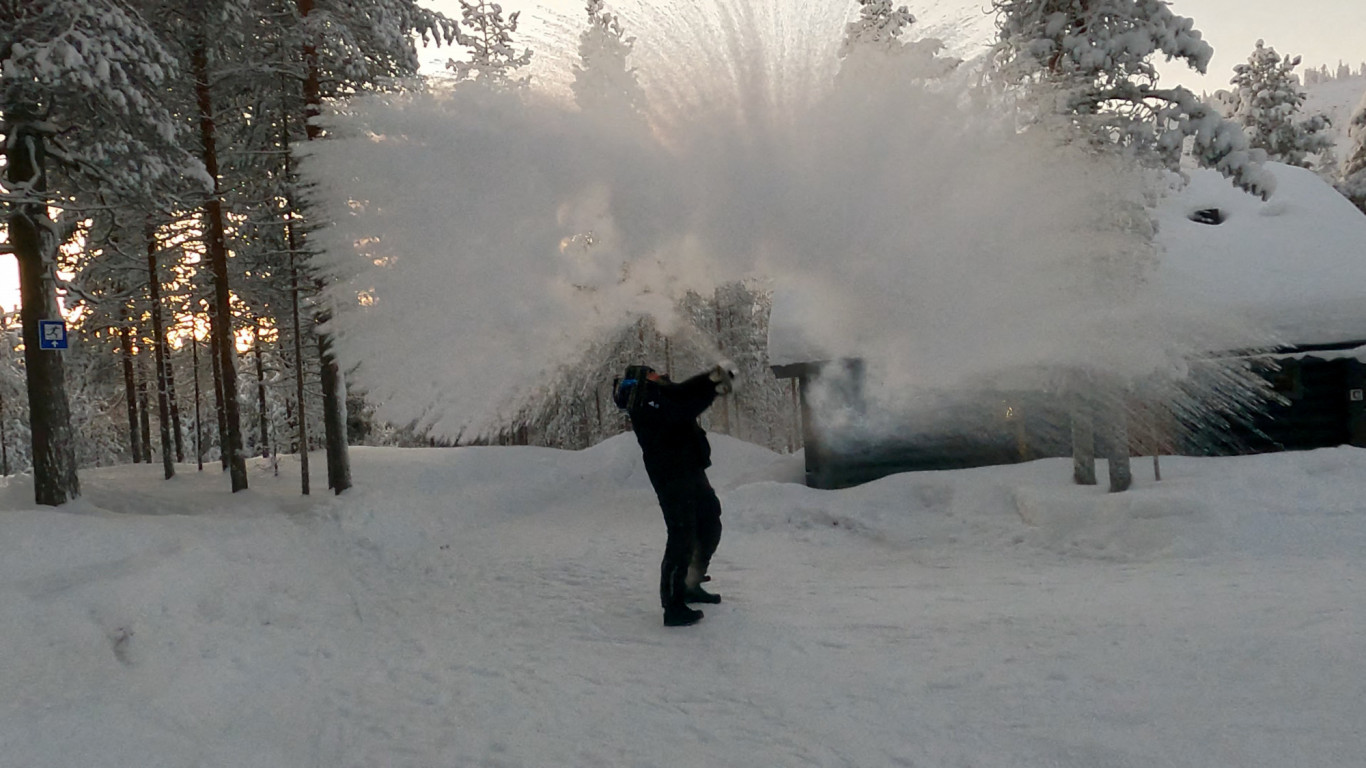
[770,163,1366,489]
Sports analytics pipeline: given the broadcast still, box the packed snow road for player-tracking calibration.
[1,436,1362,767]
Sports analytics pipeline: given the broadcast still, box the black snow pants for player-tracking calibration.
[654,470,723,609]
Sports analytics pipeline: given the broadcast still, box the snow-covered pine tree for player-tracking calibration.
[1,0,200,504]
[151,0,322,489]
[290,0,458,493]
[139,0,459,492]
[1339,90,1366,214]
[181,0,256,490]
[60,325,130,469]
[447,0,532,88]
[837,0,959,82]
[988,0,1273,492]
[570,0,647,118]
[294,0,457,91]
[990,0,1274,200]
[520,2,662,451]
[512,284,796,453]
[1223,40,1333,169]
[704,282,794,451]
[0,315,30,475]
[841,0,916,53]
[73,212,186,476]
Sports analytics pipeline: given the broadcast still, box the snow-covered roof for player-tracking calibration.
[1154,161,1366,346]
[769,162,1366,369]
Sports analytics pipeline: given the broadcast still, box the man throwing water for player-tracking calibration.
[615,362,737,626]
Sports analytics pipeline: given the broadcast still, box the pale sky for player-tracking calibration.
[1159,0,1366,94]
[429,0,1364,94]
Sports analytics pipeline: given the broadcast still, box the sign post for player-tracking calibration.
[37,319,68,351]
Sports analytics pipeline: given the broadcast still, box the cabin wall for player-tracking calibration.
[1182,357,1364,455]
[782,355,1366,490]
[789,365,1071,490]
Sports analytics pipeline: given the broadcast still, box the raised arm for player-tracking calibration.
[633,372,711,424]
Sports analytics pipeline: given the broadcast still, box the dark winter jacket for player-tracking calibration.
[626,371,719,487]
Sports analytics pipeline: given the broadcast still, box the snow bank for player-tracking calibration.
[725,445,1366,564]
[3,441,1365,767]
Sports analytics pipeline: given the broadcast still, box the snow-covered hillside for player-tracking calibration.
[3,437,1364,767]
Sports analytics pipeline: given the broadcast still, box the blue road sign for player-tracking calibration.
[38,319,68,350]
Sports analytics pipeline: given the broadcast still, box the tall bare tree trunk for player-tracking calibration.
[209,314,227,470]
[137,355,152,463]
[288,232,310,494]
[279,79,310,495]
[1071,389,1097,486]
[167,358,184,463]
[120,324,143,462]
[0,394,8,477]
[5,109,79,505]
[298,0,351,494]
[192,40,248,491]
[192,331,204,471]
[1107,391,1132,493]
[317,328,350,491]
[166,323,184,463]
[254,325,270,458]
[146,223,175,479]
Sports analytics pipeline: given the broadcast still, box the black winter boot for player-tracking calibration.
[663,604,704,627]
[684,584,721,604]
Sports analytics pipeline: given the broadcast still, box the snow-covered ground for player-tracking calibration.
[2,435,1363,767]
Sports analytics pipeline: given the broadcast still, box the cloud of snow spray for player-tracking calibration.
[304,0,1274,445]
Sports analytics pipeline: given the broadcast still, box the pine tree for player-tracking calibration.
[1224,40,1333,169]
[990,0,1274,200]
[837,0,959,81]
[1,0,198,504]
[988,0,1263,492]
[294,0,457,88]
[447,0,533,88]
[571,0,646,118]
[841,0,916,52]
[26,0,459,495]
[1339,90,1366,214]
[0,316,29,476]
[291,0,458,493]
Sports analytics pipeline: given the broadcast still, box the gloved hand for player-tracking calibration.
[709,360,738,395]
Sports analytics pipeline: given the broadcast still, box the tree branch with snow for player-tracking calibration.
[990,0,1274,199]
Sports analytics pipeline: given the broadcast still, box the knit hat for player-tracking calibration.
[613,365,655,411]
